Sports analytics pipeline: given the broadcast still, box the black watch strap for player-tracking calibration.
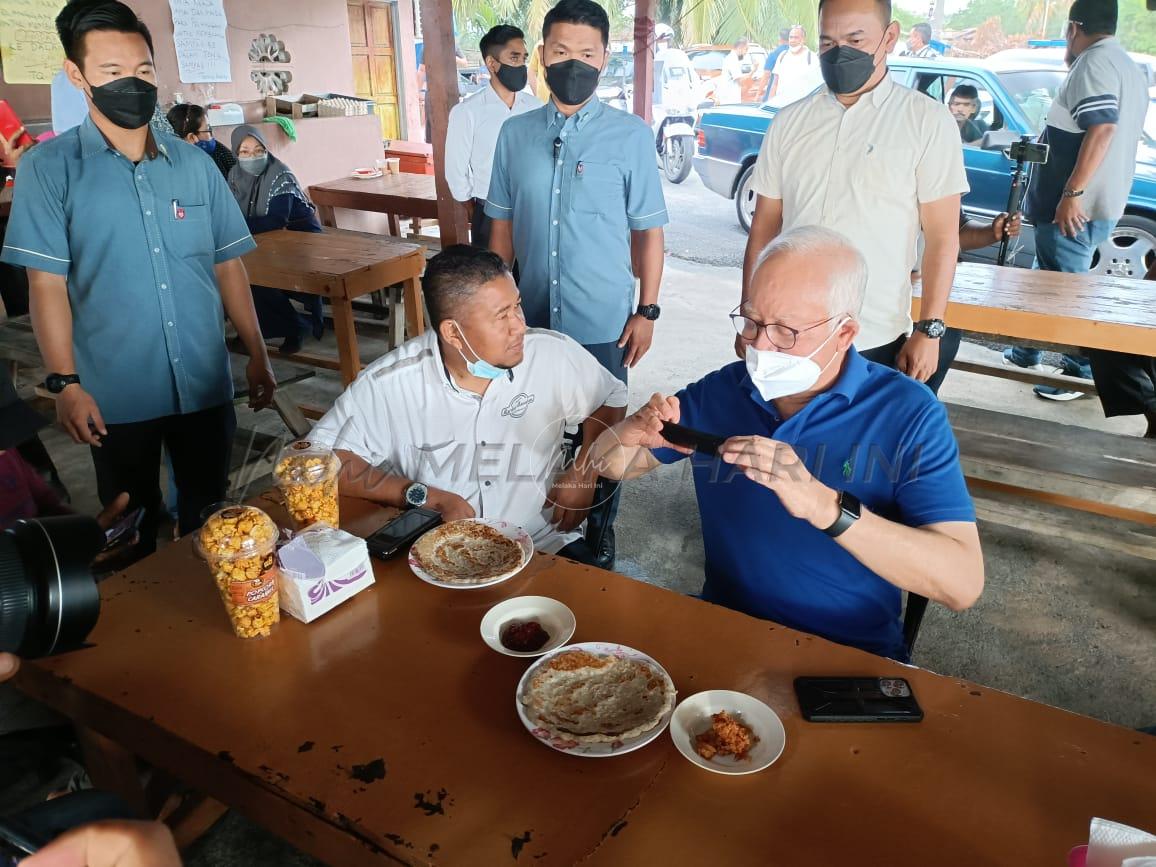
[637,304,661,321]
[822,491,861,538]
[45,373,81,394]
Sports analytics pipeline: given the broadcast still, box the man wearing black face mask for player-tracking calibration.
[0,0,276,559]
[741,0,968,396]
[446,25,541,249]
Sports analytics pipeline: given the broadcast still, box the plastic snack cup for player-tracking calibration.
[195,505,281,638]
[274,441,341,530]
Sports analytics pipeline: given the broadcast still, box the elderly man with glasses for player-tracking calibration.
[590,226,984,661]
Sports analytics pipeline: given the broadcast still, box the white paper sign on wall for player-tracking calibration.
[168,0,231,84]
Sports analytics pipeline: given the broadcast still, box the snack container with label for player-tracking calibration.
[274,441,341,530]
[195,505,281,638]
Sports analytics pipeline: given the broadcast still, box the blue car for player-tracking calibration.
[693,56,1156,277]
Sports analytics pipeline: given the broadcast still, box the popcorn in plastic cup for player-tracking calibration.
[195,505,281,638]
[274,441,341,530]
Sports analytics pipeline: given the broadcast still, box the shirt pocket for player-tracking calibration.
[166,202,214,258]
[570,162,625,217]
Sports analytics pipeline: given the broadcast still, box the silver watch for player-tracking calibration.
[403,482,429,508]
[914,319,947,339]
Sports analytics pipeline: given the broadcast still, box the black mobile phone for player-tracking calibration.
[660,421,727,456]
[365,508,442,560]
[102,506,144,551]
[794,676,923,723]
[0,816,42,863]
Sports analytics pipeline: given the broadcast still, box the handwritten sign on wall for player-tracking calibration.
[0,0,65,85]
[169,0,232,84]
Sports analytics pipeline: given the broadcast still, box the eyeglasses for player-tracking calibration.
[196,126,213,138]
[729,307,838,351]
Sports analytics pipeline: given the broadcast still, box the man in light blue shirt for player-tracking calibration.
[0,0,275,557]
[486,0,668,569]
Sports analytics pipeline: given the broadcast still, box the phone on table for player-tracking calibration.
[102,507,144,552]
[0,101,36,154]
[794,676,923,723]
[660,421,727,456]
[366,508,442,560]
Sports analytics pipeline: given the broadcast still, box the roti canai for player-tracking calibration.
[522,649,676,744]
[412,520,523,584]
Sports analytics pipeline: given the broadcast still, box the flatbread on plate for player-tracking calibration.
[412,520,524,584]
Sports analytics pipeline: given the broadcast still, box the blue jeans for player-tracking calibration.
[1007,220,1114,375]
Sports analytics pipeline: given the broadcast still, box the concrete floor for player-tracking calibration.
[3,250,1153,866]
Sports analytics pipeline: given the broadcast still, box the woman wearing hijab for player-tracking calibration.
[228,125,325,354]
[166,103,236,178]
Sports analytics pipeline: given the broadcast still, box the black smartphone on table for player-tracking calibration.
[366,508,442,560]
[660,421,727,456]
[794,676,923,723]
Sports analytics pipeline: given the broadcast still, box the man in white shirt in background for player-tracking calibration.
[901,22,939,59]
[742,0,968,395]
[768,25,822,105]
[445,25,541,248]
[309,245,628,563]
[718,37,754,105]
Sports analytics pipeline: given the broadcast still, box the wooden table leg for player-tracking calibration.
[387,212,401,237]
[403,273,425,339]
[76,725,149,818]
[330,293,361,386]
[316,203,337,228]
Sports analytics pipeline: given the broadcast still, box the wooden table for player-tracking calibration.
[15,496,1156,866]
[243,228,425,386]
[308,174,438,237]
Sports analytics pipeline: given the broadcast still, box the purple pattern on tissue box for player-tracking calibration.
[307,568,369,604]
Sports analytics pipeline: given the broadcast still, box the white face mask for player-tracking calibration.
[744,317,848,402]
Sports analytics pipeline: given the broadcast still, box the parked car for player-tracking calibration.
[693,56,1156,278]
[687,44,768,105]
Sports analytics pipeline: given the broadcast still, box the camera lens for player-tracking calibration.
[0,515,103,658]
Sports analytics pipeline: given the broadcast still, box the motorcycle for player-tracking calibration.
[653,103,696,183]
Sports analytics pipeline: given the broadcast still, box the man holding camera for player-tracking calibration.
[1004,0,1147,404]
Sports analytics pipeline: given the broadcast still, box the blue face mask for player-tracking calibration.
[195,138,217,154]
[454,322,507,380]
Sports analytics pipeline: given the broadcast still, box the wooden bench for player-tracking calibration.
[948,403,1156,560]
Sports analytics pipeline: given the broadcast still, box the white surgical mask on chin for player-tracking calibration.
[744,317,848,402]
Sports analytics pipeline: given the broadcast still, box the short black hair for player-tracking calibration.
[423,245,511,327]
[734,36,749,47]
[1069,0,1117,36]
[912,22,932,43]
[167,103,206,138]
[950,84,979,103]
[480,24,525,62]
[779,28,791,42]
[543,0,610,48]
[56,0,154,68]
[818,0,892,26]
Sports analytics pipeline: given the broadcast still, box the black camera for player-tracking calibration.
[1008,138,1050,165]
[0,515,103,658]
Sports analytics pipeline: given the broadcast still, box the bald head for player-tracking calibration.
[748,227,867,329]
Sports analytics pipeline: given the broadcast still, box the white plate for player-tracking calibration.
[350,168,382,179]
[670,690,786,775]
[408,519,533,590]
[480,596,576,657]
[515,641,676,757]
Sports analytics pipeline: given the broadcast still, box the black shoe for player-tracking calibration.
[592,526,616,571]
[280,329,305,355]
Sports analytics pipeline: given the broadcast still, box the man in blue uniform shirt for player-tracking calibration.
[591,226,984,660]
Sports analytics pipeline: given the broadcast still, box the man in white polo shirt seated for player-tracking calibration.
[309,245,628,562]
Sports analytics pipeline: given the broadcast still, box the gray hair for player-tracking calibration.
[753,226,867,317]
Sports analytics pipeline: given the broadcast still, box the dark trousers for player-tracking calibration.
[0,217,29,317]
[470,198,492,249]
[572,341,628,548]
[859,328,962,396]
[251,284,324,341]
[90,402,236,556]
[1087,349,1156,418]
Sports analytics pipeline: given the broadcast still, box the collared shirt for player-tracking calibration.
[309,328,628,554]
[900,45,940,59]
[751,75,969,350]
[1025,37,1147,225]
[486,98,668,345]
[770,47,823,105]
[652,349,975,660]
[1,116,256,424]
[445,85,541,202]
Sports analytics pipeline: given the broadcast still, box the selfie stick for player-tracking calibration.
[997,135,1033,268]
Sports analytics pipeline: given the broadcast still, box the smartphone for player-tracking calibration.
[0,816,42,863]
[794,676,923,723]
[365,508,442,560]
[660,421,727,456]
[0,101,35,152]
[102,507,144,551]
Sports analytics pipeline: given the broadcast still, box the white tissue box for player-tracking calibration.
[276,524,375,623]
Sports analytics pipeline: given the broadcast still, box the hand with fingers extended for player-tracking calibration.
[615,393,692,454]
[56,384,107,447]
[719,435,840,529]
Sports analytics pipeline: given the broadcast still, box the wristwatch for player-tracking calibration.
[45,373,81,394]
[403,482,429,509]
[913,318,947,339]
[1062,187,1085,198]
[636,304,661,321]
[822,490,861,539]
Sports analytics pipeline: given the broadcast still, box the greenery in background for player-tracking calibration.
[948,0,1156,53]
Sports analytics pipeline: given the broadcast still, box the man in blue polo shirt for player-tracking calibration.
[0,0,276,557]
[591,226,984,660]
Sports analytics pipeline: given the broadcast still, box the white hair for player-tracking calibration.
[754,226,867,317]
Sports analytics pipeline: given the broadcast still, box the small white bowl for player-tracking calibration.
[670,690,786,775]
[480,596,576,658]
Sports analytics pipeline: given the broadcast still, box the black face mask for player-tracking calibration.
[495,63,528,93]
[545,59,601,106]
[819,37,884,95]
[86,76,158,130]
